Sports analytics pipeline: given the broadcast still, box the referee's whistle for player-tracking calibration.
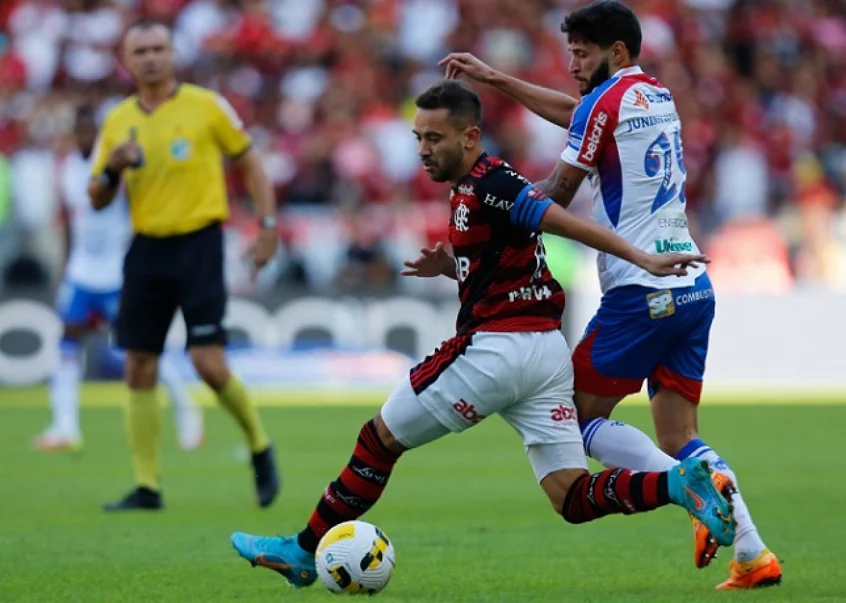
[128,126,145,168]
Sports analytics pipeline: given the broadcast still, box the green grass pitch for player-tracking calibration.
[1,385,845,602]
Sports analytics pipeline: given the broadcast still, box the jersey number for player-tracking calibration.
[644,130,687,213]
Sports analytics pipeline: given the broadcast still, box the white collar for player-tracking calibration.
[614,65,644,78]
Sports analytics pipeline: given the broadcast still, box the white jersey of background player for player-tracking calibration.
[441,0,780,589]
[35,106,203,453]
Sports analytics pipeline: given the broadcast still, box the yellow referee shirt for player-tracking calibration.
[90,83,252,237]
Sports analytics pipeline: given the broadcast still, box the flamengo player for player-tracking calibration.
[228,80,734,589]
[441,0,781,589]
[34,105,203,452]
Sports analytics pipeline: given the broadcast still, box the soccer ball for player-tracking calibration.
[316,521,396,595]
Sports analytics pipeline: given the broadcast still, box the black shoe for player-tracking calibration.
[103,487,163,512]
[251,445,280,508]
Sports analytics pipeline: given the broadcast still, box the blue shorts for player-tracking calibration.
[572,272,715,404]
[56,280,121,327]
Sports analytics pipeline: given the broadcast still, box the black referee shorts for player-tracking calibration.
[116,222,227,354]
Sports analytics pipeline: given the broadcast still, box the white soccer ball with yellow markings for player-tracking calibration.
[316,521,396,595]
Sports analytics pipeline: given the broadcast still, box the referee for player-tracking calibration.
[89,18,279,511]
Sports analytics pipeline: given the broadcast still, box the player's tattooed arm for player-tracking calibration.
[538,203,709,278]
[439,53,578,127]
[534,159,587,209]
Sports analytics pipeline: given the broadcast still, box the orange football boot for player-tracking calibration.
[716,549,783,590]
[689,471,735,568]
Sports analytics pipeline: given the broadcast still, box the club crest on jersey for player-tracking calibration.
[453,201,470,232]
[633,89,650,110]
[646,290,675,319]
[170,138,192,161]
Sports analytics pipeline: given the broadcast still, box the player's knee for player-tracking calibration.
[574,391,621,421]
[372,413,407,457]
[540,468,588,515]
[125,351,158,389]
[190,347,230,390]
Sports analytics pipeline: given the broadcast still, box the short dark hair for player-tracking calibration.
[75,104,96,123]
[124,17,172,40]
[415,80,482,128]
[562,1,642,59]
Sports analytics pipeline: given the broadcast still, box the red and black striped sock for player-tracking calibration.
[297,420,401,553]
[561,468,670,524]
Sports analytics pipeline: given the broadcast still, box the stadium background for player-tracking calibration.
[2,2,846,602]
[2,0,845,395]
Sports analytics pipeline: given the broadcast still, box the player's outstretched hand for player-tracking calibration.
[639,252,710,277]
[439,52,497,84]
[245,228,278,279]
[401,242,454,278]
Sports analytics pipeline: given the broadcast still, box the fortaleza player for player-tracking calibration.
[228,80,735,589]
[440,0,781,589]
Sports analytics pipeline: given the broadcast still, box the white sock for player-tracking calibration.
[580,417,678,471]
[159,357,194,412]
[676,439,767,562]
[159,356,203,448]
[49,339,82,437]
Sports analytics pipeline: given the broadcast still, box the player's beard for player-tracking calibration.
[583,57,612,95]
[426,145,465,183]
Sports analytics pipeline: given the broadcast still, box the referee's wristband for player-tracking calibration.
[102,166,121,189]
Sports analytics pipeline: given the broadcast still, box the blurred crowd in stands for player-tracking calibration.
[1,0,846,295]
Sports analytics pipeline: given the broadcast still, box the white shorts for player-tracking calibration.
[380,330,587,482]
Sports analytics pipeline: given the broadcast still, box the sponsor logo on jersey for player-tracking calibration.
[482,193,514,212]
[657,216,688,229]
[505,169,530,185]
[675,288,715,306]
[646,290,676,319]
[452,399,486,425]
[457,183,474,196]
[625,111,680,133]
[654,238,694,253]
[644,91,674,103]
[550,404,576,423]
[633,89,650,110]
[580,111,609,164]
[507,284,553,303]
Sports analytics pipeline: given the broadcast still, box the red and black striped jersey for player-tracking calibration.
[449,153,566,334]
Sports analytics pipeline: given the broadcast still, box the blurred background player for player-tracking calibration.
[442,0,780,590]
[88,18,279,511]
[34,105,203,454]
[229,81,734,590]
